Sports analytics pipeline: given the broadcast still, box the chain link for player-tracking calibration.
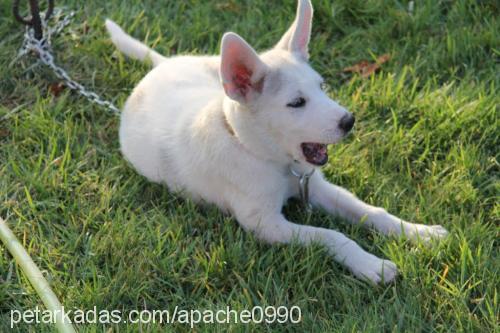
[17,9,120,115]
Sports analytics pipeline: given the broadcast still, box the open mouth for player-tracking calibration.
[301,142,329,166]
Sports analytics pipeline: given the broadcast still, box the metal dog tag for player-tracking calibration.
[290,167,315,212]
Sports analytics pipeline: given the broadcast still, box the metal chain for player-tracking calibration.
[17,9,120,115]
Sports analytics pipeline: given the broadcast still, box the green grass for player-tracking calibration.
[0,0,498,331]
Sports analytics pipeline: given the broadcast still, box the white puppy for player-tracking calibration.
[106,0,448,284]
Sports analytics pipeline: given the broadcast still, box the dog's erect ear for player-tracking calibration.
[220,32,267,103]
[275,0,313,59]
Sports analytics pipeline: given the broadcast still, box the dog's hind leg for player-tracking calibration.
[309,173,448,243]
[231,201,397,284]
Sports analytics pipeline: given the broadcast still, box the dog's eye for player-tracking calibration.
[287,97,306,108]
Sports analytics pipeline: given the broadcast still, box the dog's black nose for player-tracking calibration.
[339,113,355,132]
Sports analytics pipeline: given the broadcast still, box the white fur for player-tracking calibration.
[105,19,165,66]
[106,0,448,284]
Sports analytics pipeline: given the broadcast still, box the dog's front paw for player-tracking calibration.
[347,252,398,284]
[406,223,449,243]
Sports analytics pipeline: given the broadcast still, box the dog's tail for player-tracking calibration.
[105,19,166,67]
